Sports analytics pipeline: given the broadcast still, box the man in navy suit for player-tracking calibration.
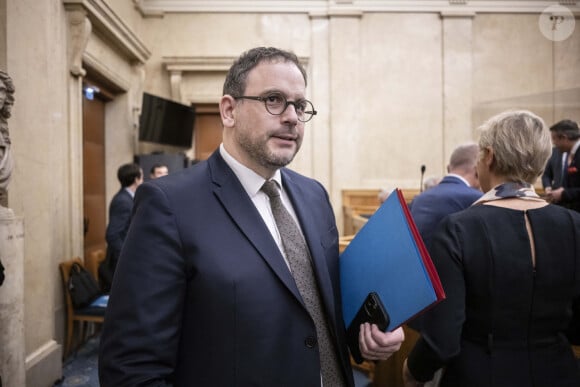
[407,143,482,385]
[547,119,580,213]
[541,147,566,194]
[547,119,580,346]
[99,163,142,292]
[410,143,482,249]
[99,47,404,387]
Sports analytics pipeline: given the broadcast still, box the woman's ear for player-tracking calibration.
[219,95,236,128]
[483,147,494,167]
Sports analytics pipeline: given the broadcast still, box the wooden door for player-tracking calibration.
[82,92,107,258]
[194,104,222,160]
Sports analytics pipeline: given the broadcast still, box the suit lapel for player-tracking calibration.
[207,152,303,303]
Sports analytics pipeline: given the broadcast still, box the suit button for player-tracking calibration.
[305,336,317,348]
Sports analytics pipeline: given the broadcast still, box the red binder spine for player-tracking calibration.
[396,189,446,301]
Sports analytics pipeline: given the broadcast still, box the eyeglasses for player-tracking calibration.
[233,92,317,123]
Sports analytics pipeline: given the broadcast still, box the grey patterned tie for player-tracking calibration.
[261,180,345,387]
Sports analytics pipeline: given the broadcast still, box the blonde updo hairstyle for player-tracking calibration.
[478,110,552,184]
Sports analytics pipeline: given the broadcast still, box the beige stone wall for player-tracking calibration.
[7,0,69,369]
[473,13,580,144]
[2,0,149,384]
[1,1,579,385]
[133,8,580,210]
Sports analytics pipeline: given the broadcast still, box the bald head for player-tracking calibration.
[448,143,480,189]
[449,143,478,171]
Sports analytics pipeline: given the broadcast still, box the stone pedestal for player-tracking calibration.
[0,208,25,386]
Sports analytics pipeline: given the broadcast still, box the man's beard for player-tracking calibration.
[237,131,300,170]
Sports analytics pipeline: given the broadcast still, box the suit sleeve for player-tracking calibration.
[562,154,580,204]
[541,162,553,189]
[566,212,580,345]
[407,216,466,382]
[99,183,186,386]
[562,186,580,204]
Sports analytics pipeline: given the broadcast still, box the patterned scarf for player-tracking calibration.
[473,181,545,205]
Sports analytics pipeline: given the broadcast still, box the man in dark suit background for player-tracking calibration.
[541,146,567,195]
[410,143,482,249]
[98,47,404,387]
[99,163,142,292]
[149,162,169,179]
[547,119,580,347]
[546,119,580,213]
[406,143,482,386]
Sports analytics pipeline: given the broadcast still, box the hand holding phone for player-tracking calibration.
[346,292,390,364]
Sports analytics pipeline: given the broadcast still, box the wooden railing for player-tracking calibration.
[341,189,420,235]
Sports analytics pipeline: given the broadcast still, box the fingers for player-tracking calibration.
[358,323,405,361]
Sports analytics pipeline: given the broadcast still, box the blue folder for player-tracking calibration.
[340,188,445,331]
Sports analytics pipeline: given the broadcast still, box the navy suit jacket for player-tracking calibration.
[541,147,565,189]
[105,188,134,262]
[562,150,580,212]
[409,175,482,249]
[99,150,355,387]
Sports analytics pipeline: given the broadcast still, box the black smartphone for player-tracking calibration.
[346,292,390,364]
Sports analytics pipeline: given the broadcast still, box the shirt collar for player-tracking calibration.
[124,187,135,199]
[446,173,470,187]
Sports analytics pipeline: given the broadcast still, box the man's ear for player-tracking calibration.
[220,95,236,128]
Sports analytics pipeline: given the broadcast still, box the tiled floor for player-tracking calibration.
[54,335,99,387]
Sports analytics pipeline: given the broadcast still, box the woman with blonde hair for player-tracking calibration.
[403,110,580,386]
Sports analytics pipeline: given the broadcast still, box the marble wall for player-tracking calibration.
[133,5,580,212]
[1,1,579,385]
[4,1,70,385]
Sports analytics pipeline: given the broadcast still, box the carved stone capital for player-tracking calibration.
[66,8,92,77]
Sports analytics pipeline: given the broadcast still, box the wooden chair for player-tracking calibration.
[85,248,106,284]
[59,257,105,358]
[339,235,355,254]
[342,189,381,235]
[352,213,369,234]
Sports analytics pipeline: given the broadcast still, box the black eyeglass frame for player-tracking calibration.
[233,94,317,123]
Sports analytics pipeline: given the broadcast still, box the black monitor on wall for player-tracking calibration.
[139,93,196,148]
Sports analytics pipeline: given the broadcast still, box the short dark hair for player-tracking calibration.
[222,47,307,97]
[117,163,142,188]
[549,119,580,140]
[150,163,167,174]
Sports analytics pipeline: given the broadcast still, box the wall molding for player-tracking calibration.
[64,0,151,64]
[82,52,132,93]
[134,0,579,16]
[163,55,310,102]
[25,340,61,387]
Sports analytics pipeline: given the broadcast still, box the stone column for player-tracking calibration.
[0,209,25,386]
[441,11,476,162]
[309,12,331,191]
[329,10,363,234]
